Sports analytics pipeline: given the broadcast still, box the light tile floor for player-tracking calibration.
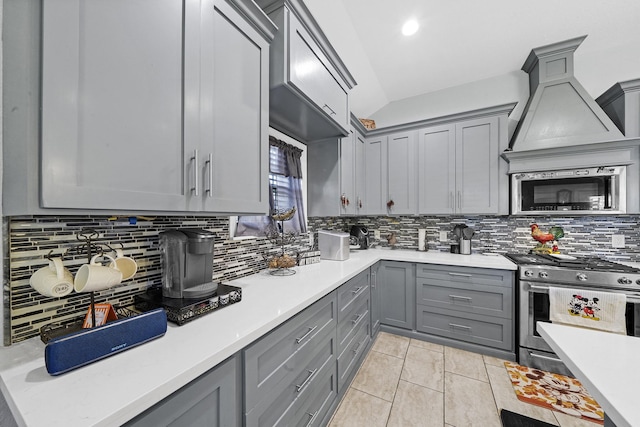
[328,332,598,427]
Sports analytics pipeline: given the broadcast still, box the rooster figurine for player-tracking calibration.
[530,224,565,253]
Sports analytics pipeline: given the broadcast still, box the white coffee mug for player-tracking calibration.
[29,257,74,297]
[109,249,138,281]
[74,254,123,293]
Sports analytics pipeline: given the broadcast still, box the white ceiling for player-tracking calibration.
[305,0,640,119]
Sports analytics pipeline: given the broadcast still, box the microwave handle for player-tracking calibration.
[606,175,616,210]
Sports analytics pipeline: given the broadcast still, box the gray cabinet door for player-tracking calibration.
[339,129,356,215]
[363,136,388,215]
[124,355,240,427]
[456,117,500,214]
[41,0,188,211]
[286,10,349,133]
[195,0,269,214]
[354,130,367,215]
[370,264,381,335]
[418,124,456,214]
[387,131,417,215]
[378,261,415,330]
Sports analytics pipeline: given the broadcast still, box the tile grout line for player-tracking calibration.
[384,342,410,426]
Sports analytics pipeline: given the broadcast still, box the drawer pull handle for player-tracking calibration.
[295,325,318,344]
[323,103,336,116]
[449,323,471,332]
[449,294,472,302]
[448,272,472,278]
[351,286,363,295]
[306,410,320,427]
[351,313,364,325]
[353,341,362,355]
[296,368,318,392]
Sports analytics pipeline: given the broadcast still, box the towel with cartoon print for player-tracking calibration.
[549,287,626,334]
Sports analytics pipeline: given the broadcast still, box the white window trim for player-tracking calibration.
[229,128,308,240]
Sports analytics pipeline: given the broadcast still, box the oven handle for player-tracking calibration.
[527,283,640,303]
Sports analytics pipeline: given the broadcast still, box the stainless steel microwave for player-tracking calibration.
[512,166,626,215]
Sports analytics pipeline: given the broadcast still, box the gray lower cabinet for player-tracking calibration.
[370,264,381,335]
[124,355,241,427]
[377,261,416,330]
[415,264,515,352]
[244,292,337,427]
[8,0,274,215]
[336,270,371,392]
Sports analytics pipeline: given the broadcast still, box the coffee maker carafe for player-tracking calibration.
[159,229,217,299]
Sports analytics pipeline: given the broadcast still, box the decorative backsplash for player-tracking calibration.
[4,213,640,344]
[4,215,310,345]
[309,215,640,261]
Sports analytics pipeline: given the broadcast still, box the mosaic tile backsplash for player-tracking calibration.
[5,215,310,345]
[5,214,640,344]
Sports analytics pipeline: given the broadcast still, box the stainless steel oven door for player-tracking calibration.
[520,280,640,347]
[519,280,640,375]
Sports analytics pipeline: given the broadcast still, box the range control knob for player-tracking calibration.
[539,271,548,279]
[618,277,633,285]
[636,279,640,285]
[524,270,534,277]
[576,273,588,282]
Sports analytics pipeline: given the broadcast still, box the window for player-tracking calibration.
[231,132,307,238]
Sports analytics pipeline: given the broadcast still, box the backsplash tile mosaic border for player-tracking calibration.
[309,215,640,260]
[4,214,640,345]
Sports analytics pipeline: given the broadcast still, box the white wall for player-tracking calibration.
[368,71,529,130]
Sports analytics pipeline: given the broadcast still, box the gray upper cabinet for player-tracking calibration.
[417,105,514,215]
[192,0,272,214]
[455,116,500,214]
[339,125,366,216]
[255,0,356,142]
[418,124,456,214]
[363,131,417,215]
[6,0,275,215]
[386,131,417,215]
[307,116,366,216]
[363,136,388,215]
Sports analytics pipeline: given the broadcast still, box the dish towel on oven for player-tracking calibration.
[549,287,627,334]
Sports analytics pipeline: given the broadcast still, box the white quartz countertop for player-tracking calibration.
[0,249,515,427]
[538,322,640,427]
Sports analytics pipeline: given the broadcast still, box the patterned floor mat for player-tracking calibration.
[504,361,604,424]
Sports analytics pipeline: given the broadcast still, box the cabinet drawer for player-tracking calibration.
[416,278,512,319]
[244,292,336,410]
[416,305,513,351]
[337,320,370,392]
[288,12,348,130]
[245,332,336,427]
[337,291,369,354]
[289,363,337,427]
[416,264,513,288]
[337,270,369,322]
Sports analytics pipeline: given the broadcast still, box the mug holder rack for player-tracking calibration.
[39,228,133,343]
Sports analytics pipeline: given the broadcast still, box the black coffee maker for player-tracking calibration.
[349,225,370,250]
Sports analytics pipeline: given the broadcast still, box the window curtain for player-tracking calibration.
[236,136,306,236]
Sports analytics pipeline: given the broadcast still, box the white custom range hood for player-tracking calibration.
[502,36,640,174]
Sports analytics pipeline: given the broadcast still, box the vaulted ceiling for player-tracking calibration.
[305,0,640,119]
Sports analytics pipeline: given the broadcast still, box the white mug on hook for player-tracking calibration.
[29,257,74,297]
[74,254,123,293]
[109,249,138,281]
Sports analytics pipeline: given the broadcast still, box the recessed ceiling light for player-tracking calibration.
[402,19,419,36]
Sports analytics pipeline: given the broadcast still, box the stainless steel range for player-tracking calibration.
[505,253,640,376]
